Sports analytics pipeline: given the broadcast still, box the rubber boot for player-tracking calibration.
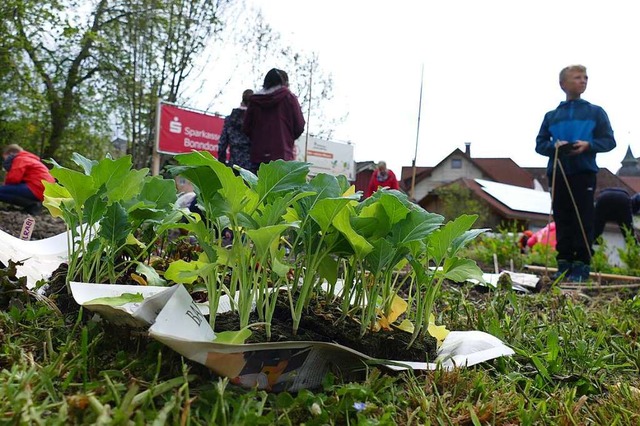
[552,259,572,281]
[568,261,590,283]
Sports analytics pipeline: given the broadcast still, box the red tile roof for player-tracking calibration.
[473,158,535,189]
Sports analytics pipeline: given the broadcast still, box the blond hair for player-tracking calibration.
[3,144,23,155]
[559,65,587,83]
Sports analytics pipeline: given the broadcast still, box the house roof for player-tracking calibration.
[619,176,640,193]
[618,145,640,176]
[401,148,535,190]
[427,178,549,223]
[400,166,432,182]
[472,158,535,189]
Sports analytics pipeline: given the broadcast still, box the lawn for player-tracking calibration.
[2,281,638,425]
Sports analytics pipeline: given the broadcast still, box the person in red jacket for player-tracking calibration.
[243,68,305,173]
[1,144,55,215]
[365,161,400,198]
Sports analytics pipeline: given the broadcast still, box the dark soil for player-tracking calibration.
[0,204,67,240]
[214,292,439,362]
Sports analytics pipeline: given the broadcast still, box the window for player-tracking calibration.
[451,158,462,169]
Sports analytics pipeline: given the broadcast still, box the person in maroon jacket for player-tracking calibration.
[365,161,400,198]
[1,144,55,215]
[243,68,305,173]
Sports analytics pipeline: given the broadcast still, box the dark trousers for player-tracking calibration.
[0,183,39,208]
[594,189,633,242]
[552,172,596,264]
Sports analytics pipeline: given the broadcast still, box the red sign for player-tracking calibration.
[156,102,225,158]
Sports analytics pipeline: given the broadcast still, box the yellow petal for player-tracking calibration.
[395,319,415,334]
[387,295,408,324]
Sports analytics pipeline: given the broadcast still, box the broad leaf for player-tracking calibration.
[246,224,293,259]
[390,209,443,246]
[49,161,96,207]
[71,152,97,175]
[214,328,252,345]
[107,168,148,203]
[99,203,131,248]
[309,197,352,233]
[140,176,178,209]
[135,263,167,287]
[85,293,144,306]
[332,206,373,258]
[91,156,134,196]
[83,194,108,226]
[428,214,481,264]
[43,182,73,218]
[378,193,410,225]
[442,257,485,283]
[364,239,395,275]
[256,160,309,202]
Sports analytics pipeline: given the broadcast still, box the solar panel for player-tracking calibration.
[475,179,551,215]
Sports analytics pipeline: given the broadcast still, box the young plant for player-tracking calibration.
[617,227,640,275]
[43,153,181,288]
[167,153,314,334]
[407,214,486,347]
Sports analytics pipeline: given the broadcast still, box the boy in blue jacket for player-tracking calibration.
[536,65,616,282]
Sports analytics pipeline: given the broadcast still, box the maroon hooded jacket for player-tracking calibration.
[243,86,305,164]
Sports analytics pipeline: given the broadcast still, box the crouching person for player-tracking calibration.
[0,144,55,215]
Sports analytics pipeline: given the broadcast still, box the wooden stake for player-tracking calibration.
[524,264,640,282]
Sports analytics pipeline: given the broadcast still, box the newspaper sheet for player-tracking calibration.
[0,226,95,288]
[73,283,515,391]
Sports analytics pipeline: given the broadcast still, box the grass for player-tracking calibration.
[1,283,639,425]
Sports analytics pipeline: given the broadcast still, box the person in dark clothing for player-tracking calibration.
[535,65,616,282]
[243,68,305,172]
[593,188,640,243]
[217,89,254,171]
[1,144,55,215]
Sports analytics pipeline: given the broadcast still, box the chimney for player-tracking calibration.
[464,142,471,156]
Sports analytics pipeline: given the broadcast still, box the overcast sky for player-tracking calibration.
[217,0,640,177]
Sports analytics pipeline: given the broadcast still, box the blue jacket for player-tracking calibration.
[536,99,615,176]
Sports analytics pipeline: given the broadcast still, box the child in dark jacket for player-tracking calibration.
[535,65,616,282]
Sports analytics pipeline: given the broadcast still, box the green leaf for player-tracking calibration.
[83,194,108,226]
[49,161,97,207]
[390,209,443,246]
[91,156,133,194]
[318,255,339,286]
[71,152,97,175]
[309,197,352,233]
[43,181,73,218]
[429,215,486,264]
[332,206,373,258]
[135,263,167,287]
[140,176,177,209]
[99,203,131,248]
[246,224,293,259]
[107,168,148,203]
[378,193,410,225]
[164,258,209,284]
[442,257,485,283]
[214,328,252,345]
[173,166,222,205]
[364,239,396,275]
[85,293,144,306]
[256,160,309,202]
